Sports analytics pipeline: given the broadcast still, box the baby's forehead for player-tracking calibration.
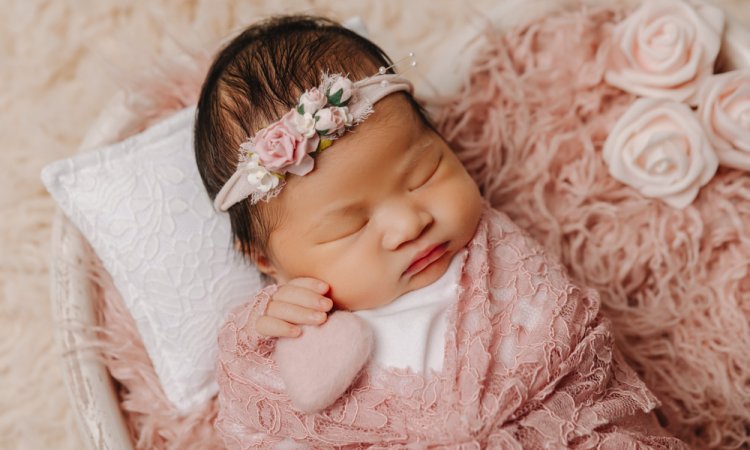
[280,94,428,202]
[311,94,421,162]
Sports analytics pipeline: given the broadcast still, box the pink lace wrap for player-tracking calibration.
[215,204,687,448]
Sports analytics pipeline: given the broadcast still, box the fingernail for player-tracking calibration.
[317,281,329,293]
[319,298,332,310]
[312,312,326,322]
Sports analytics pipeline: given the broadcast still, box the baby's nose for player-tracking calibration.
[380,203,433,251]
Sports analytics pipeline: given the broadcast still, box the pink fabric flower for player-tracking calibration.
[697,69,750,171]
[314,107,353,135]
[604,0,724,104]
[298,87,327,115]
[603,98,718,209]
[252,110,319,176]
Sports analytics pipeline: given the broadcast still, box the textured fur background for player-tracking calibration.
[2,1,749,448]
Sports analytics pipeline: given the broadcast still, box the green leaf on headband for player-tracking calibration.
[327,89,343,106]
[317,128,329,136]
[297,104,305,115]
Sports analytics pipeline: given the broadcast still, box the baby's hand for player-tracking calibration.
[256,277,333,338]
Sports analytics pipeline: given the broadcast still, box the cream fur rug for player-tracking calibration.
[2,1,749,449]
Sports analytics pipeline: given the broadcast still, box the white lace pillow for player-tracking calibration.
[42,106,261,413]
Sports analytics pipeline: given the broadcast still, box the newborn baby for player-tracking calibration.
[195,14,687,449]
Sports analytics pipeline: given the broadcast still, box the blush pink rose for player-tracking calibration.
[298,87,327,115]
[252,110,319,176]
[603,98,718,209]
[314,107,353,136]
[604,0,725,104]
[697,69,750,171]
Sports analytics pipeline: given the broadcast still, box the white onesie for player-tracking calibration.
[353,249,465,374]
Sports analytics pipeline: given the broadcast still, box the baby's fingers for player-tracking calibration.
[287,277,329,295]
[266,300,328,326]
[275,284,333,312]
[256,315,301,338]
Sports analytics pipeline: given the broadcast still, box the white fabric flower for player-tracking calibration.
[314,107,352,135]
[293,112,317,139]
[327,76,354,105]
[337,106,354,126]
[298,87,327,115]
[697,69,750,171]
[242,153,280,193]
[604,0,724,105]
[603,98,719,208]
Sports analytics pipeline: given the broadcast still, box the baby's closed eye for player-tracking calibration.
[331,218,369,241]
[316,217,369,244]
[317,151,444,244]
[408,151,443,191]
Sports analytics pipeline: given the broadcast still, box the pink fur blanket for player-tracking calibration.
[94,5,750,450]
[214,204,685,448]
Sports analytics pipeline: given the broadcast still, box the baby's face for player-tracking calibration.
[259,94,483,310]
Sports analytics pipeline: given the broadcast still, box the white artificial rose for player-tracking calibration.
[604,0,724,104]
[298,87,327,115]
[293,112,317,139]
[337,106,354,127]
[243,155,279,193]
[314,107,351,135]
[327,76,354,105]
[697,69,750,171]
[254,170,280,193]
[603,98,719,208]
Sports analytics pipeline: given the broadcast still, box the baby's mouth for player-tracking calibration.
[403,242,449,277]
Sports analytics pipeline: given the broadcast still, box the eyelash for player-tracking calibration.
[411,154,442,191]
[327,219,368,242]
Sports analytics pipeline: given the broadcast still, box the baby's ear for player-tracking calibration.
[244,244,278,279]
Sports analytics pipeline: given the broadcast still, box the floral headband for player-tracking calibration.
[214,71,414,211]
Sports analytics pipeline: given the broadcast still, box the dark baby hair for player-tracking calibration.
[194,14,431,262]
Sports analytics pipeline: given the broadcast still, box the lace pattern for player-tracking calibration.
[215,204,687,448]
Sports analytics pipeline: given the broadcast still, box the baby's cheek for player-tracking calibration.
[322,260,390,311]
[441,174,483,238]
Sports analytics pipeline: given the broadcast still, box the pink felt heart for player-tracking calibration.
[273,310,374,414]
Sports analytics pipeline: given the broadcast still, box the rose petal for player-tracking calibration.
[604,0,725,104]
[603,98,718,209]
[285,154,315,177]
[697,69,750,170]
